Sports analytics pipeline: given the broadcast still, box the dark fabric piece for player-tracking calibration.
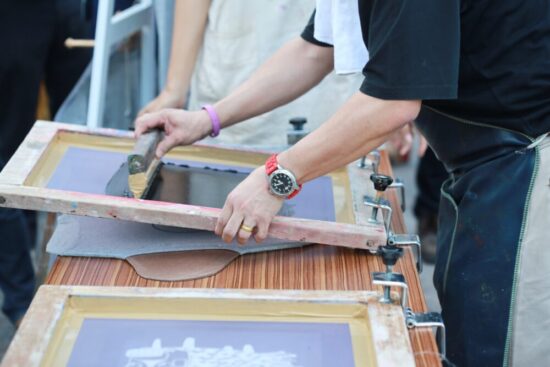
[427,0,550,138]
[0,0,90,323]
[359,0,460,100]
[0,0,54,162]
[416,107,534,366]
[414,148,448,219]
[0,159,35,324]
[0,0,92,162]
[45,0,93,113]
[0,1,49,324]
[0,209,35,324]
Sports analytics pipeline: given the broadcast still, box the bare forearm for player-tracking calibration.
[213,38,334,127]
[279,92,421,182]
[164,0,210,100]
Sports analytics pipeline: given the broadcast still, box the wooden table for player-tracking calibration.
[46,152,441,367]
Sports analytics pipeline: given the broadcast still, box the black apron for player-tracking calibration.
[416,106,548,367]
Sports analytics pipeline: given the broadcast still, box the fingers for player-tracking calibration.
[221,211,244,244]
[399,131,414,156]
[215,201,232,236]
[253,220,269,244]
[217,211,270,245]
[237,221,256,245]
[134,110,168,137]
[216,197,267,245]
[215,167,282,245]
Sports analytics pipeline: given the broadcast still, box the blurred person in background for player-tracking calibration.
[140,0,361,147]
[0,0,92,326]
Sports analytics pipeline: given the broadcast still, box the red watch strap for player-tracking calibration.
[287,184,302,199]
[265,154,278,175]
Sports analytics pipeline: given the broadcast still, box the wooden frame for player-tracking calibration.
[0,121,386,250]
[2,285,415,367]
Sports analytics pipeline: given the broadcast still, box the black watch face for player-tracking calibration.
[271,172,295,195]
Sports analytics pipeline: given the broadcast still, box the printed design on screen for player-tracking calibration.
[125,337,300,367]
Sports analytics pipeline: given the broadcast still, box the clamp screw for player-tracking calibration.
[370,173,393,191]
[288,117,308,145]
[289,117,307,131]
[369,174,393,223]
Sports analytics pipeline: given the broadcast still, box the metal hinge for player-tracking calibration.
[358,150,381,173]
[388,178,406,212]
[364,196,393,232]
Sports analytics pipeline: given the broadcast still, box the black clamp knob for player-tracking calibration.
[370,174,393,192]
[289,117,307,131]
[377,244,404,267]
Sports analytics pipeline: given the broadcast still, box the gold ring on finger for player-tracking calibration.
[240,224,255,233]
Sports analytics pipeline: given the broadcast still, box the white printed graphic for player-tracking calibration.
[125,338,301,367]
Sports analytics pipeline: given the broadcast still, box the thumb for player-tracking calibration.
[155,134,180,158]
[399,133,413,156]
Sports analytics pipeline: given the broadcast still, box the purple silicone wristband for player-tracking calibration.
[202,105,221,137]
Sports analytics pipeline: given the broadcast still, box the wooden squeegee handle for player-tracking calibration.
[127,130,163,174]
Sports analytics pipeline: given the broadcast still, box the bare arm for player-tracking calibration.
[279,93,421,182]
[213,37,334,127]
[215,94,421,244]
[138,0,210,115]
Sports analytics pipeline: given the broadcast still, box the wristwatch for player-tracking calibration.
[265,154,302,199]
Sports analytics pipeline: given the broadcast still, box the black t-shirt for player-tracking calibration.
[302,1,550,138]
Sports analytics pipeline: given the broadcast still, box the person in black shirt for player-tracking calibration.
[135,1,550,365]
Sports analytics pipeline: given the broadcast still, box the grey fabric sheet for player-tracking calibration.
[47,215,307,259]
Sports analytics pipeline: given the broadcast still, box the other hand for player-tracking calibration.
[134,108,212,158]
[215,167,284,245]
[138,89,186,117]
[388,122,429,158]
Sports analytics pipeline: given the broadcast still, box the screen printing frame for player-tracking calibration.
[1,286,415,367]
[0,121,386,250]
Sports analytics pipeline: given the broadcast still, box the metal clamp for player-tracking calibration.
[358,150,381,173]
[364,196,393,232]
[405,308,446,358]
[372,272,408,307]
[388,234,423,273]
[388,178,406,212]
[358,156,368,169]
